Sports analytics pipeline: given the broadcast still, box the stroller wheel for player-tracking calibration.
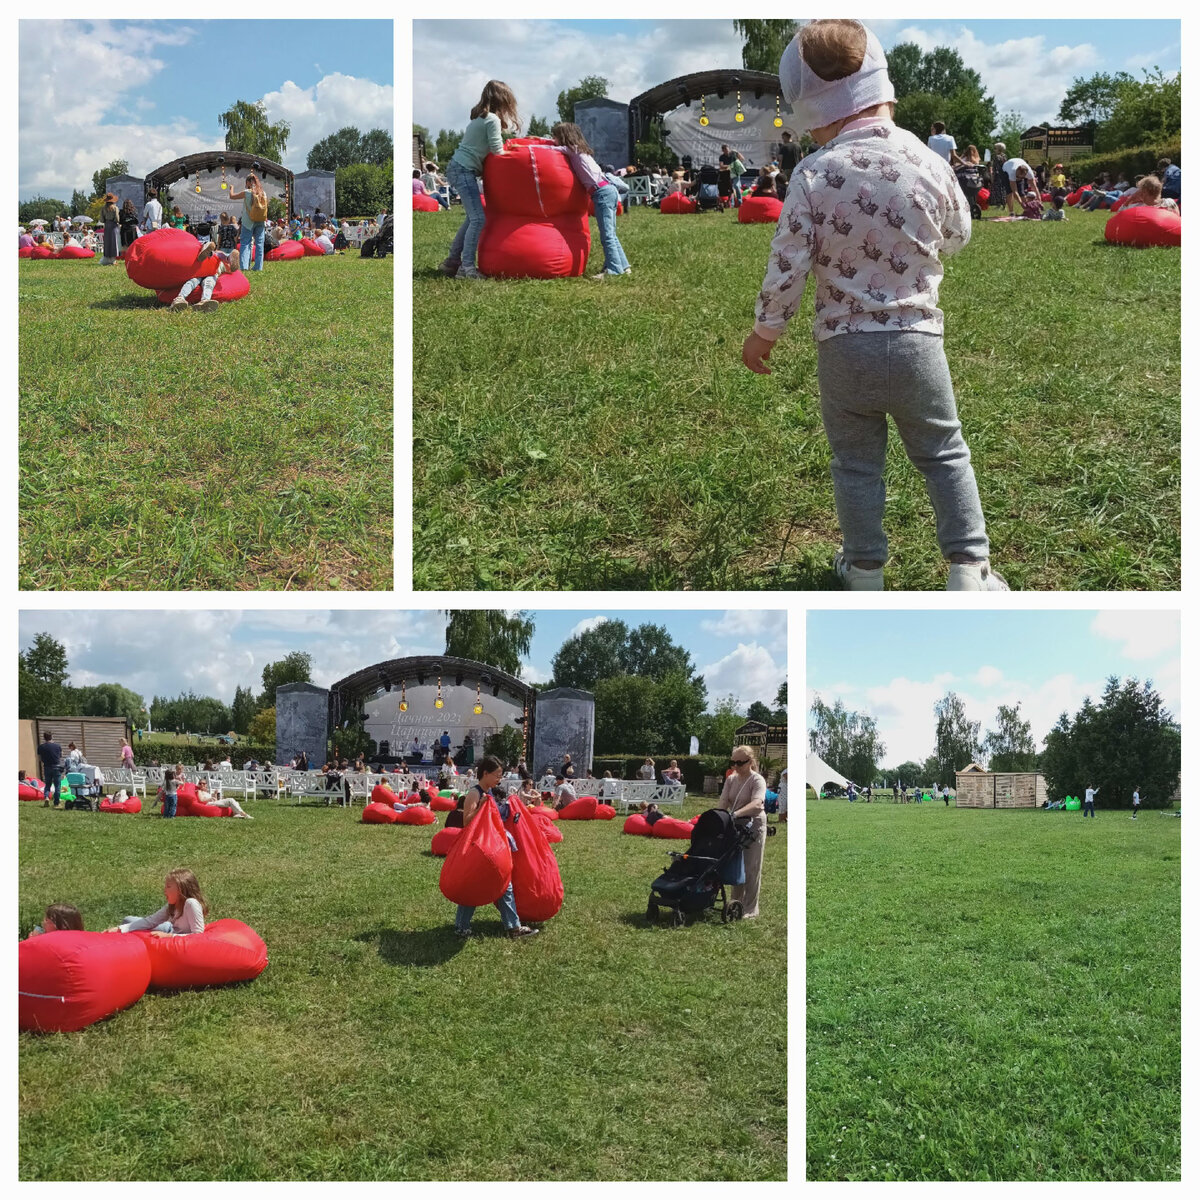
[646,900,658,922]
[671,908,686,928]
[727,901,744,922]
[767,826,777,837]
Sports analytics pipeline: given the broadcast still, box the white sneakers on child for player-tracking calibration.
[946,562,1010,591]
[833,552,884,591]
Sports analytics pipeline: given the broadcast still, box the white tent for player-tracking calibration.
[807,752,852,796]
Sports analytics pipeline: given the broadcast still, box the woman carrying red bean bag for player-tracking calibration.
[98,793,142,814]
[661,192,698,214]
[623,813,652,836]
[431,825,463,857]
[20,931,151,1032]
[738,195,783,224]
[1105,205,1181,248]
[265,240,305,261]
[440,794,512,908]
[131,918,268,989]
[557,795,599,820]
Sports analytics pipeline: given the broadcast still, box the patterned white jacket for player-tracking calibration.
[753,119,971,345]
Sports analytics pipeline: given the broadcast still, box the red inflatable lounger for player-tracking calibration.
[430,826,463,857]
[132,918,268,989]
[557,795,599,820]
[362,801,401,824]
[503,796,564,923]
[19,247,33,258]
[54,244,95,259]
[623,813,652,836]
[174,782,234,818]
[595,803,616,820]
[300,238,324,256]
[125,228,220,291]
[661,192,697,214]
[20,931,151,1033]
[155,271,250,306]
[738,195,783,224]
[98,794,142,814]
[19,782,43,801]
[413,193,440,212]
[395,805,436,826]
[1105,206,1181,248]
[265,241,305,261]
[439,798,512,907]
[651,816,694,840]
[430,794,457,813]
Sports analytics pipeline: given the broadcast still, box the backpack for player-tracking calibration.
[248,191,268,222]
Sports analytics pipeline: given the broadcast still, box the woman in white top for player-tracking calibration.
[638,757,656,781]
[719,745,768,919]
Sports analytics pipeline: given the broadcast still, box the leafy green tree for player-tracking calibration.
[335,162,390,216]
[733,19,799,74]
[231,685,257,736]
[413,123,430,143]
[218,99,290,161]
[593,675,661,754]
[483,725,525,768]
[697,695,745,756]
[746,700,773,723]
[79,683,146,723]
[888,760,927,787]
[258,652,313,710]
[809,694,885,783]
[653,670,709,754]
[444,610,534,677]
[1096,68,1181,153]
[1041,677,1179,808]
[993,110,1027,156]
[91,158,128,199]
[625,623,697,683]
[774,682,787,709]
[885,42,924,98]
[556,75,609,123]
[527,115,552,138]
[1057,72,1133,125]
[70,188,90,215]
[887,42,997,152]
[552,619,629,689]
[266,197,286,222]
[933,692,982,783]
[435,129,463,163]
[983,702,1039,772]
[358,128,394,165]
[20,633,69,686]
[307,126,365,171]
[18,196,70,223]
[248,707,276,745]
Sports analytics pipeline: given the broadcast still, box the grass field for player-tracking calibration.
[413,206,1179,591]
[19,796,786,1181]
[806,799,1180,1181]
[19,254,392,590]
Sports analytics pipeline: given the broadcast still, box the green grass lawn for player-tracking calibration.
[806,800,1180,1181]
[413,206,1179,591]
[19,254,392,590]
[19,796,786,1180]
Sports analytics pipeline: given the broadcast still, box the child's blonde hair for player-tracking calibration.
[471,80,520,133]
[1138,174,1163,202]
[551,122,593,155]
[801,20,868,81]
[165,868,208,919]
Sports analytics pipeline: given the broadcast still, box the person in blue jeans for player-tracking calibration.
[37,730,63,807]
[453,756,537,940]
[1083,784,1098,818]
[230,172,268,272]
[158,770,179,818]
[551,122,631,279]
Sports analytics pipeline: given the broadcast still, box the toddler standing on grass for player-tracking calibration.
[741,19,1007,591]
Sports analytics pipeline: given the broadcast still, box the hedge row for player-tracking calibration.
[1062,141,1180,186]
[129,737,276,770]
[589,754,782,793]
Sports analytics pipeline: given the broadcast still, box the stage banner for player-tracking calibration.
[664,93,798,171]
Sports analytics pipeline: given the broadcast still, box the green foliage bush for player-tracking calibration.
[590,755,733,793]
[129,737,276,769]
[1063,140,1180,185]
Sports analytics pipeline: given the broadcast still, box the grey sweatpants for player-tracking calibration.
[816,331,990,565]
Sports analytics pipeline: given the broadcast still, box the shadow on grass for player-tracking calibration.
[352,925,465,967]
[89,293,163,311]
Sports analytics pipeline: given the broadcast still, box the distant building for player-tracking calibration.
[954,762,1047,808]
[1019,125,1095,168]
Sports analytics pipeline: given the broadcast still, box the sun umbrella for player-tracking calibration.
[73,215,94,224]
[29,218,49,226]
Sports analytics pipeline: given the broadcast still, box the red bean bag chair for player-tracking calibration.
[439,797,512,907]
[31,244,55,259]
[362,801,400,824]
[1040,191,1052,202]
[265,241,304,261]
[976,187,990,208]
[624,813,652,836]
[300,238,324,257]
[478,137,591,279]
[413,193,440,212]
[19,246,33,258]
[651,817,695,839]
[19,782,43,801]
[54,244,94,259]
[395,804,436,826]
[370,783,399,806]
[430,794,457,813]
[155,270,250,306]
[595,803,616,820]
[557,796,599,821]
[537,819,563,844]
[1066,186,1090,206]
[430,826,463,857]
[174,782,234,818]
[125,228,219,291]
[661,192,697,214]
[20,931,152,1033]
[529,804,559,820]
[1105,206,1181,248]
[502,796,564,923]
[738,195,783,224]
[98,794,142,814]
[130,918,267,989]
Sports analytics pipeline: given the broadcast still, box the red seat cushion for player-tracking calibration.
[623,813,652,836]
[661,193,697,214]
[265,241,305,261]
[131,918,267,989]
[155,270,250,306]
[370,784,399,806]
[430,826,463,857]
[395,804,436,826]
[1105,206,1181,248]
[977,187,991,207]
[738,195,783,224]
[300,238,324,256]
[430,794,457,812]
[20,931,151,1032]
[651,817,694,839]
[483,138,591,218]
[595,803,616,819]
[413,193,440,212]
[19,783,42,801]
[31,244,55,258]
[439,798,513,906]
[125,228,219,290]
[362,801,401,824]
[478,212,591,279]
[54,244,95,258]
[557,796,599,820]
[19,247,33,258]
[98,795,142,814]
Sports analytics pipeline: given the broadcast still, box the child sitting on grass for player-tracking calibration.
[26,903,84,938]
[741,19,1007,591]
[1042,194,1067,221]
[108,868,207,937]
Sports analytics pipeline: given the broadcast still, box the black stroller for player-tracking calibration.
[360,215,393,259]
[694,164,723,212]
[646,808,753,926]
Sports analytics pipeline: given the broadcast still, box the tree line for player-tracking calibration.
[810,678,1179,807]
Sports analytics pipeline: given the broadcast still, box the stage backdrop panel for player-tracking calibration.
[276,683,330,768]
[294,170,337,219]
[664,93,798,170]
[532,687,595,778]
[574,98,632,171]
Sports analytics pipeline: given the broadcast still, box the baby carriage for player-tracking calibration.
[646,808,753,926]
[954,163,985,220]
[360,215,393,259]
[695,164,723,212]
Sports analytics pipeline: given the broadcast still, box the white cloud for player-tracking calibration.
[700,610,787,647]
[1125,43,1179,72]
[975,665,1004,687]
[699,643,785,712]
[567,615,609,639]
[521,661,551,685]
[1091,610,1181,661]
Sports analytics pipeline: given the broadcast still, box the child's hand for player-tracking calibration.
[104,926,120,933]
[149,930,171,938]
[742,332,775,375]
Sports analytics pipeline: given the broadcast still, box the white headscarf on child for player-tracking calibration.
[779,21,895,133]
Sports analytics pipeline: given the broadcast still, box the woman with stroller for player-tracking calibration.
[954,145,986,217]
[719,745,767,919]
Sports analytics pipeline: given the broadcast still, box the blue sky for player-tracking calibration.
[20,20,393,199]
[807,610,1180,767]
[19,609,787,713]
[413,19,1179,146]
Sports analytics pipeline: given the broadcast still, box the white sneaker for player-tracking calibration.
[833,551,884,591]
[946,562,1010,591]
[456,267,483,280]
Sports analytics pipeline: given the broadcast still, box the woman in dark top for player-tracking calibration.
[101,193,120,265]
[119,200,140,252]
